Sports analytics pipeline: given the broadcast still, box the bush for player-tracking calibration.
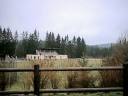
[100,34,128,87]
[67,58,91,88]
[0,61,17,91]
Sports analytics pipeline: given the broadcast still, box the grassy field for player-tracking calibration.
[50,92,122,96]
[2,58,122,96]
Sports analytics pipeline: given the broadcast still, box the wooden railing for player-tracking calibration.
[0,62,128,96]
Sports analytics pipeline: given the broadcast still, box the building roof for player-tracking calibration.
[37,48,61,51]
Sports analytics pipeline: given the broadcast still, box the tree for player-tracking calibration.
[15,30,40,57]
[60,37,66,54]
[81,38,86,57]
[55,34,61,53]
[22,31,29,57]
[15,41,25,57]
[45,32,49,48]
[45,32,56,48]
[51,32,56,48]
[14,31,18,56]
[76,37,82,58]
[56,34,61,48]
[72,36,77,57]
[40,32,87,58]
[66,41,74,57]
[0,27,16,60]
[27,30,39,54]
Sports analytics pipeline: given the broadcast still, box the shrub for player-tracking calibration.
[100,34,128,87]
[67,58,91,88]
[0,60,17,91]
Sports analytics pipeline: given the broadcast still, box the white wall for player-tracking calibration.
[26,54,68,60]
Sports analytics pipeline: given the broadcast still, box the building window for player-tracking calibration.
[34,56,36,60]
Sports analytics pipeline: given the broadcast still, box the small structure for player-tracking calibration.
[26,48,68,60]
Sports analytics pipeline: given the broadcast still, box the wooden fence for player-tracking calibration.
[0,62,128,96]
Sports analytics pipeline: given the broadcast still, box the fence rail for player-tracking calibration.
[0,87,123,95]
[0,66,123,72]
[0,63,127,96]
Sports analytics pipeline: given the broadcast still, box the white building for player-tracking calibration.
[26,48,68,60]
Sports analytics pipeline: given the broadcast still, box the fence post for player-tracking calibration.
[123,62,128,96]
[34,65,40,96]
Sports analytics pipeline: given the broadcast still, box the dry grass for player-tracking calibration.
[7,58,102,91]
[87,58,102,67]
[0,61,17,91]
[99,35,128,87]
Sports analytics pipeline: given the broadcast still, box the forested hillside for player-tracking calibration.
[0,27,112,59]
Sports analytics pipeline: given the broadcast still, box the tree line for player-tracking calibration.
[45,32,86,58]
[15,30,40,57]
[0,27,17,60]
[0,27,112,59]
[0,27,40,59]
[86,45,112,58]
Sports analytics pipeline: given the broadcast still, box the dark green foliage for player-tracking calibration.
[49,92,122,96]
[0,61,17,91]
[44,32,86,58]
[75,37,86,58]
[55,34,61,53]
[86,45,112,58]
[60,37,66,54]
[0,27,17,59]
[0,27,40,58]
[45,32,56,48]
[27,30,39,54]
[100,35,128,87]
[15,30,40,57]
[15,41,25,57]
[0,26,112,58]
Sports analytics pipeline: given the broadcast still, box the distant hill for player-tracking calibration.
[88,43,112,48]
[86,43,113,58]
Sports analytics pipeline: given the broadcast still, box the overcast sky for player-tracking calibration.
[0,0,128,45]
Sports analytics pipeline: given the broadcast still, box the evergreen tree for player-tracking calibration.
[67,41,74,57]
[22,31,29,57]
[76,37,82,58]
[0,27,16,59]
[72,36,77,57]
[45,32,56,48]
[81,38,86,57]
[15,41,25,57]
[55,34,61,53]
[60,37,66,54]
[42,34,87,58]
[51,32,56,47]
[56,34,61,48]
[27,30,39,54]
[45,32,49,48]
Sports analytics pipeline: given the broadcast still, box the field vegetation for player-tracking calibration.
[0,27,127,96]
[0,58,122,96]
